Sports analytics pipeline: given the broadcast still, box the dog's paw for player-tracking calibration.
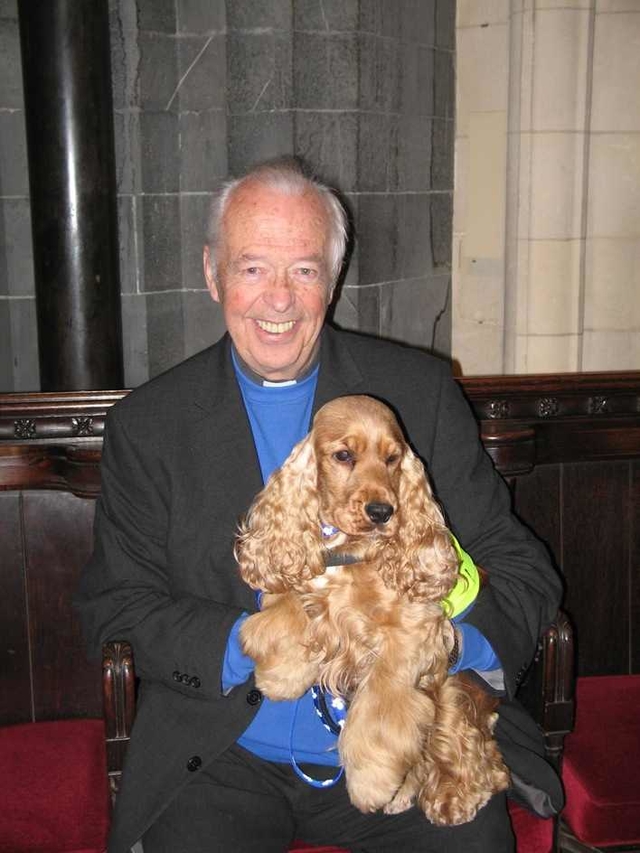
[383,788,415,815]
[253,670,307,701]
[346,770,403,814]
[239,615,270,660]
[253,660,320,701]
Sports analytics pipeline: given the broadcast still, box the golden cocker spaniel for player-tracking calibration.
[236,394,509,825]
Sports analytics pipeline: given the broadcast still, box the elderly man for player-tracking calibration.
[77,158,563,853]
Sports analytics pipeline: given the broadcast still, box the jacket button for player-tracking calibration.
[186,756,202,772]
[246,689,262,706]
[181,673,191,684]
[189,676,201,689]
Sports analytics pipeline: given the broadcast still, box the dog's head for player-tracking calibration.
[311,395,407,539]
[236,395,459,601]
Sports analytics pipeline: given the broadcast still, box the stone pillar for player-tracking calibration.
[18,0,123,390]
[503,0,593,373]
[454,0,639,375]
[582,2,640,370]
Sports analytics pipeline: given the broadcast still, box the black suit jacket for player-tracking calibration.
[76,326,564,852]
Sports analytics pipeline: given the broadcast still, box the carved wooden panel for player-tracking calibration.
[0,493,31,723]
[562,461,630,676]
[512,464,562,572]
[511,459,637,678]
[0,490,101,725]
[631,460,640,675]
[22,491,100,720]
[0,390,119,498]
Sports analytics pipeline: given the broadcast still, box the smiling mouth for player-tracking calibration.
[255,319,296,334]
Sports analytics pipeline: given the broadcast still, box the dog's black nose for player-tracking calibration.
[365,502,394,524]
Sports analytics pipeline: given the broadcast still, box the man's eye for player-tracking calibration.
[333,449,353,464]
[297,267,317,278]
[386,453,399,465]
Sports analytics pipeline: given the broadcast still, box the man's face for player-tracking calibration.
[204,182,335,381]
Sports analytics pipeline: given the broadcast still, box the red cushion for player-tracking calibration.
[288,802,552,853]
[0,719,110,853]
[562,675,640,847]
[508,801,553,853]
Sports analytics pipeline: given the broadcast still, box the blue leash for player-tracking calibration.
[289,690,345,788]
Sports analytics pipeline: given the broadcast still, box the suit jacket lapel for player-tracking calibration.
[313,324,364,413]
[191,333,262,497]
[187,336,263,610]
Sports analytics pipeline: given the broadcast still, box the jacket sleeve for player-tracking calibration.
[74,406,247,702]
[426,365,563,700]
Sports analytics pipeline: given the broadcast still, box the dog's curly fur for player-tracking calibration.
[236,395,509,825]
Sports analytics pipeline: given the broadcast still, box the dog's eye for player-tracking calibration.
[386,453,400,465]
[333,449,353,464]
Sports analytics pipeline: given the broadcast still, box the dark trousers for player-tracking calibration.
[142,745,515,852]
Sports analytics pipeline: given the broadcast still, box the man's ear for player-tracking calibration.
[203,245,221,303]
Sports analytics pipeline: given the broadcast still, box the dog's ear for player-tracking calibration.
[235,435,325,592]
[379,448,459,602]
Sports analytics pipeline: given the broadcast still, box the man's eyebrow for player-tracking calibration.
[227,253,263,269]
[232,252,327,266]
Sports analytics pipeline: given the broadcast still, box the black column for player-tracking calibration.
[18,0,123,391]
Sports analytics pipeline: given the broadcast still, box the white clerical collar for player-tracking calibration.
[231,345,320,387]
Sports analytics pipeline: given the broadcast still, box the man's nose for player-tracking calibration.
[264,272,294,311]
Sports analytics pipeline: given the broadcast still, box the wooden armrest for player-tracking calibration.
[518,610,575,769]
[102,641,136,798]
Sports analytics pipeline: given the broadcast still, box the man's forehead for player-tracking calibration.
[226,182,327,221]
[220,191,328,241]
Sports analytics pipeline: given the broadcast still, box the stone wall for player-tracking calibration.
[0,0,36,391]
[0,0,455,390]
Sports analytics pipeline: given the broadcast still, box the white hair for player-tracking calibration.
[205,157,349,284]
